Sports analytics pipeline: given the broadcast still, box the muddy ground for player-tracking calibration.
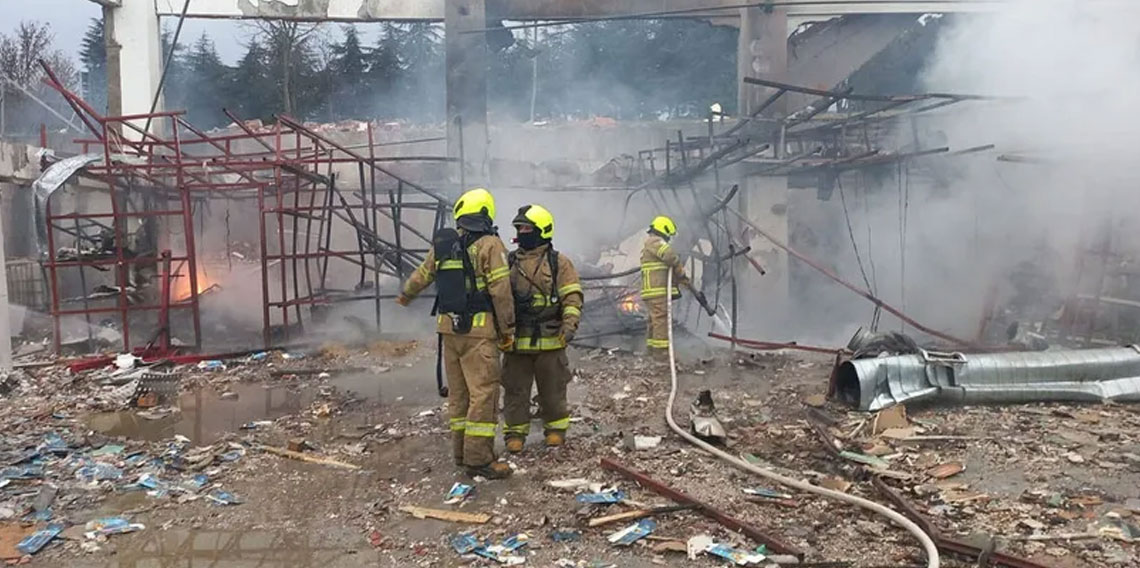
[2,337,1138,567]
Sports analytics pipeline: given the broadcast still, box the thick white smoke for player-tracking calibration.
[788,1,1140,345]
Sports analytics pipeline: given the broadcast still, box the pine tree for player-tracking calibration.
[228,39,273,122]
[364,23,402,118]
[391,23,443,121]
[183,34,228,128]
[159,27,186,113]
[328,25,367,119]
[78,18,107,113]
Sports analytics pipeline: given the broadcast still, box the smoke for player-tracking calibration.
[784,1,1140,345]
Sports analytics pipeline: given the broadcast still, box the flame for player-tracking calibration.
[617,293,642,314]
[172,271,219,302]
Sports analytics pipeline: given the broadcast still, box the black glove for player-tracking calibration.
[694,291,715,316]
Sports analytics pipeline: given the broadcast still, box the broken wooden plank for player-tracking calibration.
[398,505,491,524]
[586,505,694,528]
[257,444,361,470]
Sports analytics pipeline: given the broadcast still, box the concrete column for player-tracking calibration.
[736,7,788,117]
[445,0,489,189]
[738,174,789,335]
[106,0,164,138]
[0,196,11,371]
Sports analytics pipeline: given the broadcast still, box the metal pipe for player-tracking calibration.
[726,207,972,346]
[600,458,803,556]
[839,345,1140,411]
[708,332,840,355]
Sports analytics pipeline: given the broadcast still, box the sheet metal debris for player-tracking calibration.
[839,346,1140,411]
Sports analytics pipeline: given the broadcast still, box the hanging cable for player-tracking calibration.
[897,160,910,331]
[837,174,873,291]
[859,173,881,330]
[662,270,940,568]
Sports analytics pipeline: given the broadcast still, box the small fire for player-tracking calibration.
[617,293,642,314]
[172,272,219,302]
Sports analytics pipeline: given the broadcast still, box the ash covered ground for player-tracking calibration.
[0,339,1137,567]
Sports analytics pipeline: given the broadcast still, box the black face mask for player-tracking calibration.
[516,230,543,250]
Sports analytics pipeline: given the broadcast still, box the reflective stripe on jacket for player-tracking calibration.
[640,234,688,300]
[510,243,584,352]
[401,232,516,339]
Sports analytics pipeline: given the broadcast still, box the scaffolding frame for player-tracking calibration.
[38,63,453,353]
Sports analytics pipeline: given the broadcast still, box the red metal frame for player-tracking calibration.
[38,63,452,352]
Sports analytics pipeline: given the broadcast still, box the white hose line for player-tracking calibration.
[663,271,940,568]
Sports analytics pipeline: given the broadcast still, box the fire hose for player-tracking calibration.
[662,271,941,568]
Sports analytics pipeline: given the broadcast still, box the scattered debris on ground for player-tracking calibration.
[0,340,1136,566]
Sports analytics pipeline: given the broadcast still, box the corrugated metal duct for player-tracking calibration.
[836,346,1140,411]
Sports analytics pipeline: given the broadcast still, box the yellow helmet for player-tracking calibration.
[649,215,677,238]
[453,188,496,221]
[512,204,554,240]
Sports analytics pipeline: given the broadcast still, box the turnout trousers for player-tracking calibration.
[443,334,501,467]
[501,350,571,440]
[644,297,670,356]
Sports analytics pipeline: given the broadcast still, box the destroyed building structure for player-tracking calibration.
[1,2,1140,566]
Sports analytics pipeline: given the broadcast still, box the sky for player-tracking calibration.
[1,0,252,64]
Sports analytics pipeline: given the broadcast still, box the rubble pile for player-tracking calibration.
[0,341,1137,566]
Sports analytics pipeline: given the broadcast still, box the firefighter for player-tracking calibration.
[396,188,516,479]
[640,215,707,358]
[501,205,583,453]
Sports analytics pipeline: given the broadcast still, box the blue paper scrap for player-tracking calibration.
[607,519,656,546]
[206,489,242,505]
[22,509,53,522]
[450,533,481,554]
[76,463,122,482]
[124,453,148,467]
[705,542,766,565]
[182,473,209,492]
[17,523,64,555]
[91,444,126,457]
[550,529,581,542]
[498,534,528,552]
[1,464,44,480]
[219,450,243,462]
[86,517,145,537]
[40,433,69,455]
[444,482,473,504]
[576,490,626,504]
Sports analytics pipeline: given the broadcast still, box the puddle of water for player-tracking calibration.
[85,359,442,445]
[328,360,440,406]
[86,382,311,445]
[109,528,355,568]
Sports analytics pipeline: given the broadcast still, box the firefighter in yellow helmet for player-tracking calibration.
[396,188,516,479]
[501,205,584,453]
[640,215,707,358]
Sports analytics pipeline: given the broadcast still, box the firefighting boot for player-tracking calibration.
[544,431,565,447]
[466,462,513,480]
[505,437,525,453]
